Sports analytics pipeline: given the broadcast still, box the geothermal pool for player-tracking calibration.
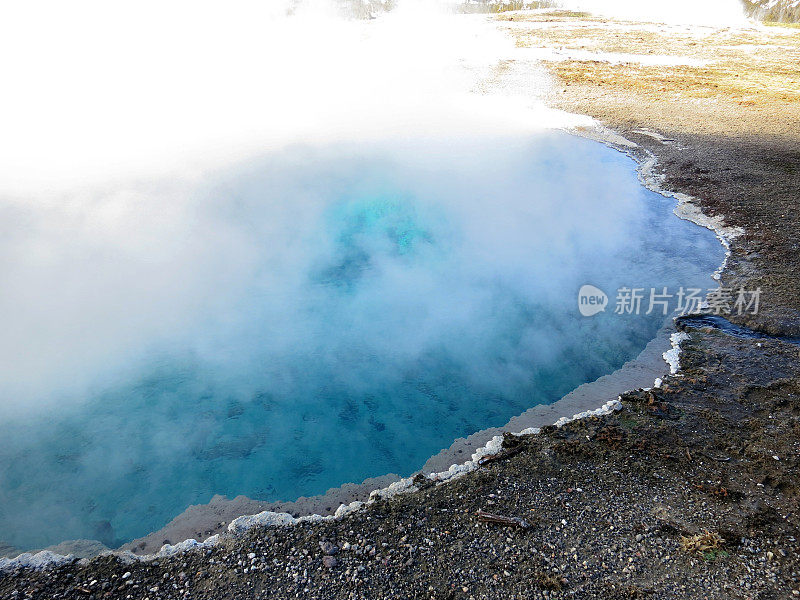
[0,133,724,552]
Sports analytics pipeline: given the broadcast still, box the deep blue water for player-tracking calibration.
[0,134,724,551]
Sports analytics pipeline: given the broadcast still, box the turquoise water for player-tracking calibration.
[0,134,724,551]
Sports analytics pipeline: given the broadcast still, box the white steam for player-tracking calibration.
[0,0,738,416]
[0,1,732,550]
[0,0,579,413]
[0,0,529,194]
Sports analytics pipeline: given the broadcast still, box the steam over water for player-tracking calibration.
[0,135,724,550]
[0,1,725,552]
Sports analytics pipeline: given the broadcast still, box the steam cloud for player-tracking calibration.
[0,0,558,412]
[0,0,725,551]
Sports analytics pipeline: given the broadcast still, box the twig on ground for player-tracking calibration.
[475,510,531,529]
[478,445,525,466]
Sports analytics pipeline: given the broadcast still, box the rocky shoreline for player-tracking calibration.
[1,10,799,599]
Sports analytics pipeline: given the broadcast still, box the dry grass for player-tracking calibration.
[551,61,800,104]
[495,11,800,138]
[763,21,800,28]
[534,571,568,590]
[680,530,728,560]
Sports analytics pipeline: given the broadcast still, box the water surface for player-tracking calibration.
[0,134,724,551]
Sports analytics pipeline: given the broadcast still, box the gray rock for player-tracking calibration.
[319,541,339,556]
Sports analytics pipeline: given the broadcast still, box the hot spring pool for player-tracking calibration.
[0,133,724,552]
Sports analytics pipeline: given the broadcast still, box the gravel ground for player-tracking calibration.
[2,11,799,599]
[2,327,799,599]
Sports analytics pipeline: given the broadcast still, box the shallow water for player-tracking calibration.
[0,133,724,551]
[677,315,800,345]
